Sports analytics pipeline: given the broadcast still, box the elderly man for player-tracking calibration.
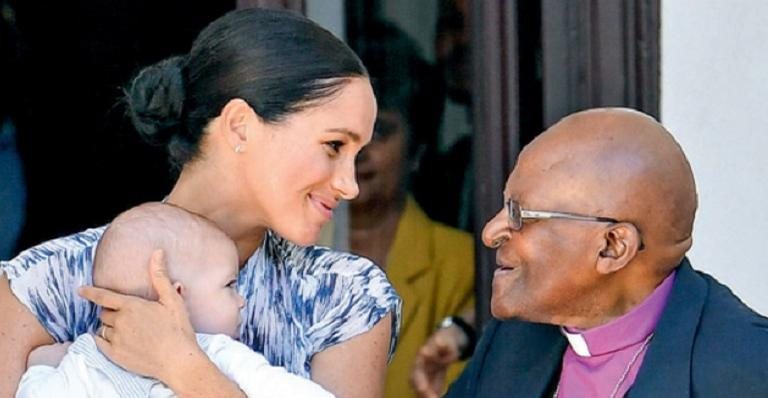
[442,108,768,397]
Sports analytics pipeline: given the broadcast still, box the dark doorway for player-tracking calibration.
[8,1,232,250]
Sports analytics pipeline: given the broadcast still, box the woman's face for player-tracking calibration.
[241,77,376,246]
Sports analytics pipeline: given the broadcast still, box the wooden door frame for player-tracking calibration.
[470,0,520,329]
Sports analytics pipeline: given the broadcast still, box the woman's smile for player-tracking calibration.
[308,193,337,221]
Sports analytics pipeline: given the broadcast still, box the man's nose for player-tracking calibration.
[482,208,511,248]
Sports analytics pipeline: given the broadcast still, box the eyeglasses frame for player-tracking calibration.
[505,199,645,250]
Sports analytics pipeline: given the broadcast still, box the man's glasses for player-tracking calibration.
[505,199,645,249]
[506,199,617,230]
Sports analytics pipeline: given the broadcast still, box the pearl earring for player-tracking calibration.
[234,144,244,153]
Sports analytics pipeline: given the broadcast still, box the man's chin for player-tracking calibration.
[491,297,542,323]
[490,298,517,320]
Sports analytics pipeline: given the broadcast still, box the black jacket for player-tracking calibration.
[446,259,768,397]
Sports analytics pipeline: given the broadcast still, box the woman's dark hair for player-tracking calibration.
[125,8,368,170]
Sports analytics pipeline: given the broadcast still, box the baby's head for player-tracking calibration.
[94,202,244,338]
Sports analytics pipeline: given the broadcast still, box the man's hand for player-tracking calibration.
[410,324,467,398]
[26,342,72,368]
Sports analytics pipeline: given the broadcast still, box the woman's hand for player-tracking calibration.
[26,342,72,368]
[410,324,466,398]
[78,250,200,382]
[79,249,245,397]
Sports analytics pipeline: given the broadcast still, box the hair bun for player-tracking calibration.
[125,55,187,146]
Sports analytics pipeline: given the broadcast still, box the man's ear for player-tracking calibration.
[595,223,642,275]
[218,98,258,151]
[172,281,186,298]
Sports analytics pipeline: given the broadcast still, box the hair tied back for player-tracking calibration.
[125,55,188,146]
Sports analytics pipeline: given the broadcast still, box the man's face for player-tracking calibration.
[481,150,606,324]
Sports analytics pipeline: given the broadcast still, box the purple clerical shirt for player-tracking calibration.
[555,270,676,397]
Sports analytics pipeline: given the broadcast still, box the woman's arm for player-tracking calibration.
[78,250,245,398]
[310,313,392,398]
[0,274,55,398]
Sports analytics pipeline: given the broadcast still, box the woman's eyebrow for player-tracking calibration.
[326,128,361,143]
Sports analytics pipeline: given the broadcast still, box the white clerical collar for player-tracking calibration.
[560,328,592,357]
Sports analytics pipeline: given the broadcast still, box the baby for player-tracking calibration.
[16,202,333,397]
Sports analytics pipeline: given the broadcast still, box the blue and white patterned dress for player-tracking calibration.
[0,227,401,378]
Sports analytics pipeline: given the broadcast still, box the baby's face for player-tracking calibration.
[176,237,244,338]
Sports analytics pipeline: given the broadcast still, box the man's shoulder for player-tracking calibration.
[690,270,768,391]
[669,261,767,344]
[696,270,768,338]
[695,270,768,351]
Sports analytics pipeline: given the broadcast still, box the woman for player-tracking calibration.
[348,20,475,398]
[0,8,400,398]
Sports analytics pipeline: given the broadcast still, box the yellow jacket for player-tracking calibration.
[384,197,475,398]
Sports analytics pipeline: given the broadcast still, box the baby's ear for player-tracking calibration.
[172,281,186,297]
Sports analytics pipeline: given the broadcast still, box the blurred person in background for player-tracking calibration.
[349,19,475,398]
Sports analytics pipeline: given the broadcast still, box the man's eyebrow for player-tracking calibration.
[326,128,362,143]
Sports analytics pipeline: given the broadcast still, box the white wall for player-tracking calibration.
[662,1,768,314]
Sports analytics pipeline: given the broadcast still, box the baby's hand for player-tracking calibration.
[27,342,72,368]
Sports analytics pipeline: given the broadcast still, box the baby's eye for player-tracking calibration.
[227,280,237,288]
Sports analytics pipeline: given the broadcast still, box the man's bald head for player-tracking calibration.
[93,202,235,300]
[483,108,697,325]
[521,107,697,269]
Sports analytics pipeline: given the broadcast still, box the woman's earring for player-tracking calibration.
[234,144,244,153]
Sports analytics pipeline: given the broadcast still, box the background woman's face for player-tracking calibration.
[353,110,409,210]
[241,77,376,245]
